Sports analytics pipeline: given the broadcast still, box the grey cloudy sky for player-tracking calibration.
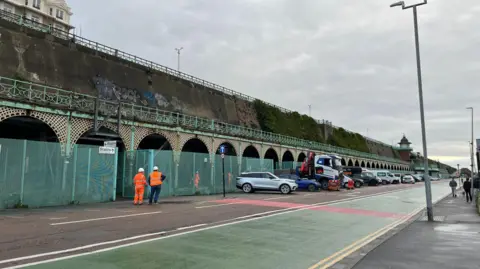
[68,0,480,168]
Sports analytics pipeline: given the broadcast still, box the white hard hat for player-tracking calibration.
[153,166,159,171]
[138,168,144,173]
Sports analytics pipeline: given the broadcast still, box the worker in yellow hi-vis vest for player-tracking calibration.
[148,166,166,205]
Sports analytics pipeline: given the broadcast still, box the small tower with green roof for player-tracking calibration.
[394,134,413,162]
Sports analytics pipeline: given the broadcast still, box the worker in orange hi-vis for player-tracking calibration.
[148,166,166,205]
[133,168,147,205]
[194,171,200,190]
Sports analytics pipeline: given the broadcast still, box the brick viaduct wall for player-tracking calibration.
[0,19,404,160]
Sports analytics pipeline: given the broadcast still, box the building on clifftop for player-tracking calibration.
[0,0,73,32]
[394,134,413,162]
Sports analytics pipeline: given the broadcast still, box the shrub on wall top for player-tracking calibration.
[254,100,370,153]
[253,100,323,142]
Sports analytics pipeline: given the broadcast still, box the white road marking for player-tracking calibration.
[303,193,316,197]
[2,187,446,268]
[4,216,24,219]
[195,202,239,209]
[0,230,167,266]
[48,217,68,220]
[263,196,293,200]
[50,211,163,226]
[176,224,207,231]
[84,209,100,212]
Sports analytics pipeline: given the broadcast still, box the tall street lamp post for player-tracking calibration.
[390,0,433,221]
[466,107,474,191]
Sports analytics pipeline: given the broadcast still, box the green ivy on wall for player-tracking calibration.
[327,127,370,153]
[254,100,372,153]
[253,100,323,142]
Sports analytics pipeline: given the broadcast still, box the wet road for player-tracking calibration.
[0,182,449,269]
[352,191,480,269]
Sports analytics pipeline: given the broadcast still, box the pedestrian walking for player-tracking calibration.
[463,177,472,203]
[148,166,166,205]
[449,178,458,197]
[133,168,147,205]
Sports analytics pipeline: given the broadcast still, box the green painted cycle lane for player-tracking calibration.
[19,183,451,269]
[331,182,451,215]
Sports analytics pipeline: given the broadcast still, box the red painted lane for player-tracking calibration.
[214,198,406,219]
[216,198,304,209]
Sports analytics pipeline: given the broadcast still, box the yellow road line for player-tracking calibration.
[315,190,453,269]
[317,206,425,269]
[308,206,423,269]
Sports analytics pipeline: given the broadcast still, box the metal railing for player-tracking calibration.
[0,10,409,164]
[0,9,384,142]
[0,9,294,114]
[0,77,409,164]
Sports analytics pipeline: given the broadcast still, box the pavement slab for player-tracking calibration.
[351,189,480,269]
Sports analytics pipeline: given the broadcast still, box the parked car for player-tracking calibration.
[352,172,380,186]
[412,174,423,182]
[342,175,364,188]
[394,173,402,183]
[430,176,440,181]
[278,174,321,192]
[373,171,394,185]
[236,172,298,194]
[402,175,415,184]
[389,172,401,184]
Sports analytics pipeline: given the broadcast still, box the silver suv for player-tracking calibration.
[236,172,298,194]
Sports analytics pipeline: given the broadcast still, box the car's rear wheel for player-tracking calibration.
[242,183,253,193]
[354,181,361,188]
[321,180,329,190]
[307,184,316,192]
[382,180,387,185]
[280,184,291,194]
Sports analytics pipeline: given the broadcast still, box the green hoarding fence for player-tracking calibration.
[0,138,275,209]
[280,161,303,170]
[120,150,272,198]
[0,138,118,209]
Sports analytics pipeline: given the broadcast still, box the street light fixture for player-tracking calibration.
[175,47,183,71]
[390,0,433,221]
[390,1,404,8]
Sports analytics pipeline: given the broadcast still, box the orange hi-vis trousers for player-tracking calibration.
[134,186,145,205]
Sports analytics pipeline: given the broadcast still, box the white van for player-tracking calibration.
[372,170,394,185]
[389,172,401,184]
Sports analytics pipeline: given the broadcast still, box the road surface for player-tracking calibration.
[0,181,451,269]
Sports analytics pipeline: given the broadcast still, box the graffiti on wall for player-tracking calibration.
[92,77,189,113]
[93,77,140,103]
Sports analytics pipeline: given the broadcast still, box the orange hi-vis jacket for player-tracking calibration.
[149,171,163,186]
[133,173,146,186]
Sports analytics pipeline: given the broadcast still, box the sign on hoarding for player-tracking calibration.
[104,140,117,148]
[99,146,115,155]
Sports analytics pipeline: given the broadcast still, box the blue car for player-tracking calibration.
[278,174,321,191]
